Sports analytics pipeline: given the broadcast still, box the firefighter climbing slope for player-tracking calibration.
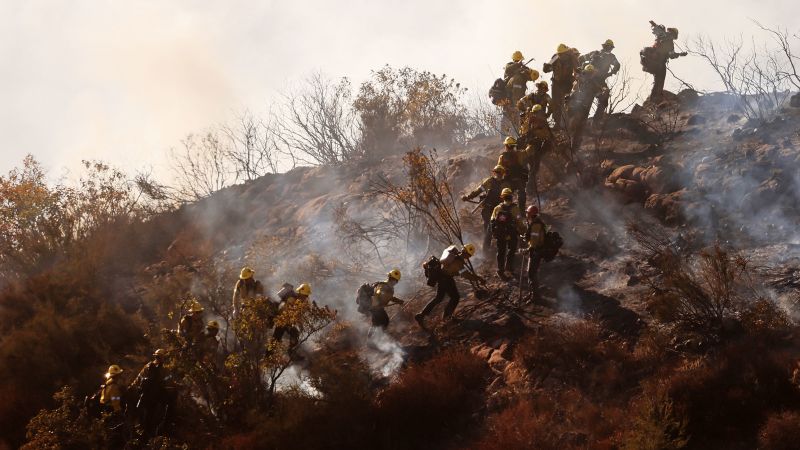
[462,164,512,251]
[491,188,525,280]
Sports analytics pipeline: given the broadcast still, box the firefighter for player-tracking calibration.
[523,104,556,182]
[490,188,525,280]
[232,266,264,318]
[505,66,540,132]
[462,165,512,251]
[272,283,312,349]
[544,44,581,128]
[645,21,687,101]
[202,320,220,355]
[517,80,552,117]
[497,136,530,212]
[131,349,174,438]
[179,301,205,346]
[100,364,125,414]
[568,64,605,149]
[368,269,405,331]
[524,205,548,297]
[579,39,621,121]
[415,244,481,327]
[504,50,526,79]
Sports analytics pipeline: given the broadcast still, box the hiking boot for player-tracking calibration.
[496,270,509,281]
[414,313,427,329]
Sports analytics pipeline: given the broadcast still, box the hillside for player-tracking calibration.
[7,91,800,449]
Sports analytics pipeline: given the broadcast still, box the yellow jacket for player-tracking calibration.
[100,376,123,413]
[526,218,547,250]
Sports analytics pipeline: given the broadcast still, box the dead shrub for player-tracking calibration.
[472,390,625,450]
[375,348,489,449]
[617,382,689,450]
[758,411,800,450]
[514,319,635,398]
[658,339,800,447]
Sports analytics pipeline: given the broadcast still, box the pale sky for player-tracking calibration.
[1,0,797,181]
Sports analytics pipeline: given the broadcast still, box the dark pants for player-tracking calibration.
[528,138,554,184]
[273,326,300,347]
[551,80,573,129]
[528,249,543,293]
[650,64,667,101]
[496,233,518,273]
[481,207,495,251]
[508,179,527,214]
[419,275,461,320]
[371,307,389,329]
[593,86,610,121]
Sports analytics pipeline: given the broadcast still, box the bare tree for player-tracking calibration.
[221,111,282,181]
[686,30,794,122]
[169,131,236,201]
[607,63,644,115]
[277,72,362,166]
[754,21,800,91]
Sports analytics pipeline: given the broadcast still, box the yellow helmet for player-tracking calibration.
[536,80,548,89]
[207,320,219,329]
[105,364,123,378]
[153,348,166,358]
[557,43,569,54]
[297,283,312,297]
[584,64,595,72]
[388,269,402,281]
[531,104,543,113]
[503,136,517,146]
[239,267,254,280]
[189,301,204,313]
[492,165,506,175]
[463,243,477,257]
[511,50,524,62]
[529,69,540,81]
[603,39,615,48]
[501,188,513,198]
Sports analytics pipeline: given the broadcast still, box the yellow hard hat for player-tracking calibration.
[503,136,517,146]
[584,64,595,72]
[463,243,477,257]
[603,39,615,48]
[105,364,123,378]
[189,301,204,313]
[512,50,524,62]
[536,80,548,89]
[529,69,540,81]
[240,267,254,280]
[153,349,166,358]
[501,188,513,198]
[492,165,506,174]
[557,43,569,54]
[297,283,312,297]
[531,104,543,113]
[207,320,219,329]
[388,269,402,281]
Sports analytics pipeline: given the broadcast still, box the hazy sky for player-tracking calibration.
[1,0,797,180]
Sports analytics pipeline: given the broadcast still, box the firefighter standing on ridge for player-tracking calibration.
[517,80,552,117]
[642,21,687,101]
[544,44,581,129]
[505,56,540,132]
[100,364,125,414]
[179,301,205,346]
[462,164,512,251]
[579,39,621,122]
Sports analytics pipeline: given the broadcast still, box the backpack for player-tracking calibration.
[540,231,563,262]
[423,256,442,287]
[640,46,661,74]
[356,283,375,314]
[489,78,509,105]
[491,204,516,238]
